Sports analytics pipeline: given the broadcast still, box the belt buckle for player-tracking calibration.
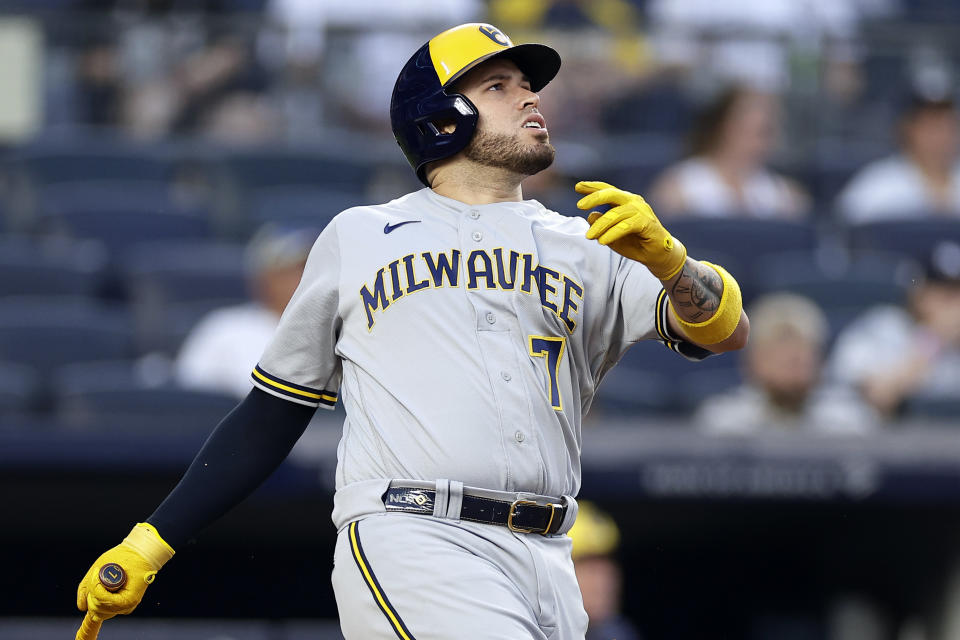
[507,499,541,534]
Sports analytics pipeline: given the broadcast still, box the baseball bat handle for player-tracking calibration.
[76,612,102,640]
[76,562,126,640]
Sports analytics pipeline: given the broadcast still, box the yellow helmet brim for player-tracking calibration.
[428,23,560,91]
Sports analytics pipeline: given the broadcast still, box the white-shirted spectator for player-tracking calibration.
[176,225,315,399]
[697,293,878,435]
[837,94,960,222]
[648,86,810,219]
[829,241,960,415]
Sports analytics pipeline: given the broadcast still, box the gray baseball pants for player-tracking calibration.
[332,512,588,639]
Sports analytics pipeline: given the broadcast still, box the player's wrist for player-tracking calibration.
[668,261,742,345]
[122,523,175,570]
[649,234,687,280]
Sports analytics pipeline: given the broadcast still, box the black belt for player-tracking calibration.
[383,487,566,535]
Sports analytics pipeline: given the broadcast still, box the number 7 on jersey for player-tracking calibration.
[529,336,566,411]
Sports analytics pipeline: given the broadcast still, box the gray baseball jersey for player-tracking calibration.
[252,187,698,498]
[251,187,707,639]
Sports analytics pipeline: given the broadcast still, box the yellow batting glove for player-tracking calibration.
[576,181,687,280]
[77,523,175,621]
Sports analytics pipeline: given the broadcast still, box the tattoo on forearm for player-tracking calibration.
[670,261,722,322]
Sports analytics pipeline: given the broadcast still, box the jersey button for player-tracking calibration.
[514,431,525,442]
[500,371,511,381]
[469,209,480,219]
[471,230,483,242]
[486,312,496,324]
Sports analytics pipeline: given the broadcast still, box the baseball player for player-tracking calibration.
[77,23,749,639]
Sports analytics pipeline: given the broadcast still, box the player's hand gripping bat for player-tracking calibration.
[76,523,176,638]
[75,563,126,640]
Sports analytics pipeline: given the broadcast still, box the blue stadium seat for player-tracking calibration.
[0,298,134,374]
[594,342,738,416]
[144,298,245,356]
[250,186,359,230]
[0,235,108,297]
[222,150,371,191]
[902,396,960,421]
[54,360,238,430]
[593,134,682,194]
[664,218,818,300]
[120,241,250,353]
[121,240,249,304]
[678,365,744,400]
[666,218,818,257]
[846,220,960,262]
[751,249,916,336]
[17,145,173,184]
[0,361,39,414]
[812,138,890,209]
[38,181,211,251]
[593,369,685,416]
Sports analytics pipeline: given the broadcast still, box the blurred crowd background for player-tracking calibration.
[2,1,960,639]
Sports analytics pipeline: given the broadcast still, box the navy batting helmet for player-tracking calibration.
[390,23,561,187]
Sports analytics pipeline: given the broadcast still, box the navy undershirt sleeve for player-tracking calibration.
[147,387,317,548]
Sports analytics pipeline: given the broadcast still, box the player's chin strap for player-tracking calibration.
[381,479,578,536]
[668,261,743,345]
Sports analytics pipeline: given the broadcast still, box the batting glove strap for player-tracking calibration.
[123,522,175,570]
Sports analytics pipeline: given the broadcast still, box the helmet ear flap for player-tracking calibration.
[409,93,479,186]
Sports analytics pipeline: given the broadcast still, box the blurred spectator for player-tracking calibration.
[568,501,642,640]
[644,0,893,95]
[837,93,960,222]
[75,33,122,127]
[489,0,651,137]
[829,241,960,417]
[696,293,877,435]
[264,0,482,134]
[648,87,810,218]
[121,24,273,141]
[175,225,314,398]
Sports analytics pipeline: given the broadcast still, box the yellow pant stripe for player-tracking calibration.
[349,522,415,640]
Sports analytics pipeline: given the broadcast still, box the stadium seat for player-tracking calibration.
[38,181,211,251]
[250,186,359,230]
[810,138,890,208]
[222,150,372,191]
[592,133,682,194]
[593,369,686,416]
[16,144,173,184]
[54,360,238,430]
[846,220,960,262]
[751,249,916,339]
[666,218,818,257]
[144,298,244,356]
[120,241,250,353]
[678,365,744,400]
[121,240,249,304]
[0,361,39,414]
[600,83,695,136]
[902,396,960,421]
[0,298,134,374]
[594,342,738,416]
[0,234,108,297]
[663,218,818,300]
[624,339,733,373]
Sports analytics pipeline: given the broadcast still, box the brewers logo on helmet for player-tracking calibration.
[390,23,561,186]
